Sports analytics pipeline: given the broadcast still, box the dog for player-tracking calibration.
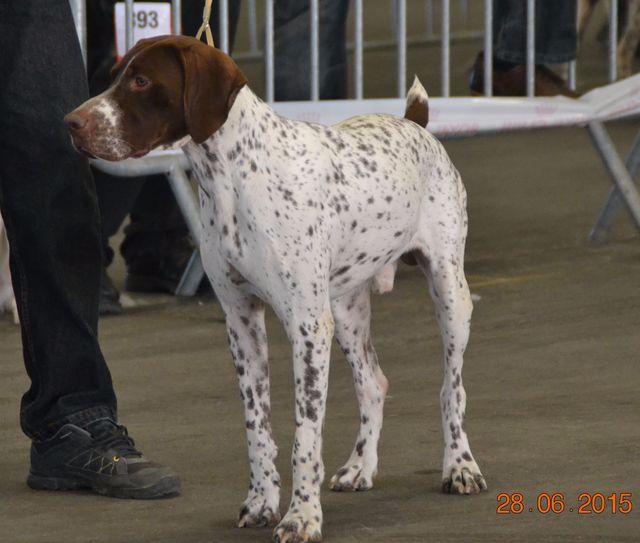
[65,35,486,542]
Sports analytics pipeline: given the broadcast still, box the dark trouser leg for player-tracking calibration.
[0,0,116,440]
[494,0,577,65]
[93,169,146,266]
[274,0,350,100]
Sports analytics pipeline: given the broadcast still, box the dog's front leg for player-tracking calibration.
[222,295,281,528]
[274,304,334,543]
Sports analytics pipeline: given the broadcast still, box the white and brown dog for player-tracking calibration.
[65,36,486,542]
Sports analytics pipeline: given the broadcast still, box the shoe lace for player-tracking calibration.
[92,423,142,458]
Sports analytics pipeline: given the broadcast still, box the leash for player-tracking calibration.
[195,0,216,47]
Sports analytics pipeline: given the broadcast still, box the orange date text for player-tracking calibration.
[496,492,634,515]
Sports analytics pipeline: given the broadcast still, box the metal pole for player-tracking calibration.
[587,122,640,234]
[526,0,535,97]
[167,166,202,245]
[397,0,407,97]
[568,60,577,91]
[248,0,259,53]
[311,0,320,101]
[219,0,229,53]
[265,0,275,102]
[589,129,640,242]
[175,250,206,296]
[69,0,88,67]
[441,0,450,97]
[125,0,134,51]
[609,0,618,82]
[172,0,182,35]
[391,0,398,39]
[460,0,469,27]
[483,0,493,96]
[425,0,434,36]
[166,166,205,296]
[355,0,364,99]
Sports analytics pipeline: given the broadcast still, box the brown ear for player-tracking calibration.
[110,35,172,79]
[178,42,248,144]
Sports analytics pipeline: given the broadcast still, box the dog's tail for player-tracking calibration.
[404,76,429,128]
[400,76,428,267]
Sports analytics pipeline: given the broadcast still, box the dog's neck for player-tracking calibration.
[182,86,287,242]
[184,86,280,181]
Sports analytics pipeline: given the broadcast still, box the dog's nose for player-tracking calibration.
[64,112,89,132]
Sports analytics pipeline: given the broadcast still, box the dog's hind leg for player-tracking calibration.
[414,246,487,495]
[329,286,389,492]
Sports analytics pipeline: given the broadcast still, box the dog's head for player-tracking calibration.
[65,35,247,161]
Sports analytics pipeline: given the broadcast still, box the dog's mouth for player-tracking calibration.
[70,136,148,162]
[69,136,97,159]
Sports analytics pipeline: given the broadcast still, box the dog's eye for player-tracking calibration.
[132,75,150,89]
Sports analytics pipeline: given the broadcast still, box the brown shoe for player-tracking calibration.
[469,52,578,97]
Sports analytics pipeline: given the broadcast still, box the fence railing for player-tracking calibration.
[67,0,640,294]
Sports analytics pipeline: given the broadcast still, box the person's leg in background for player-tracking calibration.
[120,180,193,293]
[0,0,179,498]
[470,0,578,96]
[274,0,351,100]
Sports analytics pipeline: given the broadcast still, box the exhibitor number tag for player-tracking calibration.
[114,2,172,59]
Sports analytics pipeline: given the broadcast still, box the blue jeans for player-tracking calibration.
[274,0,350,100]
[0,0,117,440]
[494,0,577,65]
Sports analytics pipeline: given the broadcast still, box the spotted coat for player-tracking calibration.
[65,37,487,542]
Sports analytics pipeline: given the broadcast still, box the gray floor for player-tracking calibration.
[2,3,640,543]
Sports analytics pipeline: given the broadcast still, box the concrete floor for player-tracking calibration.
[2,4,640,543]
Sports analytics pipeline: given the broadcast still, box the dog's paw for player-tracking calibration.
[273,516,322,543]
[329,463,374,492]
[238,496,281,528]
[442,465,487,495]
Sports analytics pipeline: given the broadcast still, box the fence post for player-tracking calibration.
[441,0,450,97]
[526,0,535,97]
[311,0,320,101]
[265,0,275,103]
[354,0,364,99]
[483,0,493,96]
[125,0,134,51]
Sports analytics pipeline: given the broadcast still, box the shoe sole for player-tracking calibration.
[27,471,180,500]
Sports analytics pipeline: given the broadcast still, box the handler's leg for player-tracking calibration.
[0,0,179,499]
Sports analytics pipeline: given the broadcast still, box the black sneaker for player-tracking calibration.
[27,418,180,499]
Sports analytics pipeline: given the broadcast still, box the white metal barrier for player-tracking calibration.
[69,0,640,294]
